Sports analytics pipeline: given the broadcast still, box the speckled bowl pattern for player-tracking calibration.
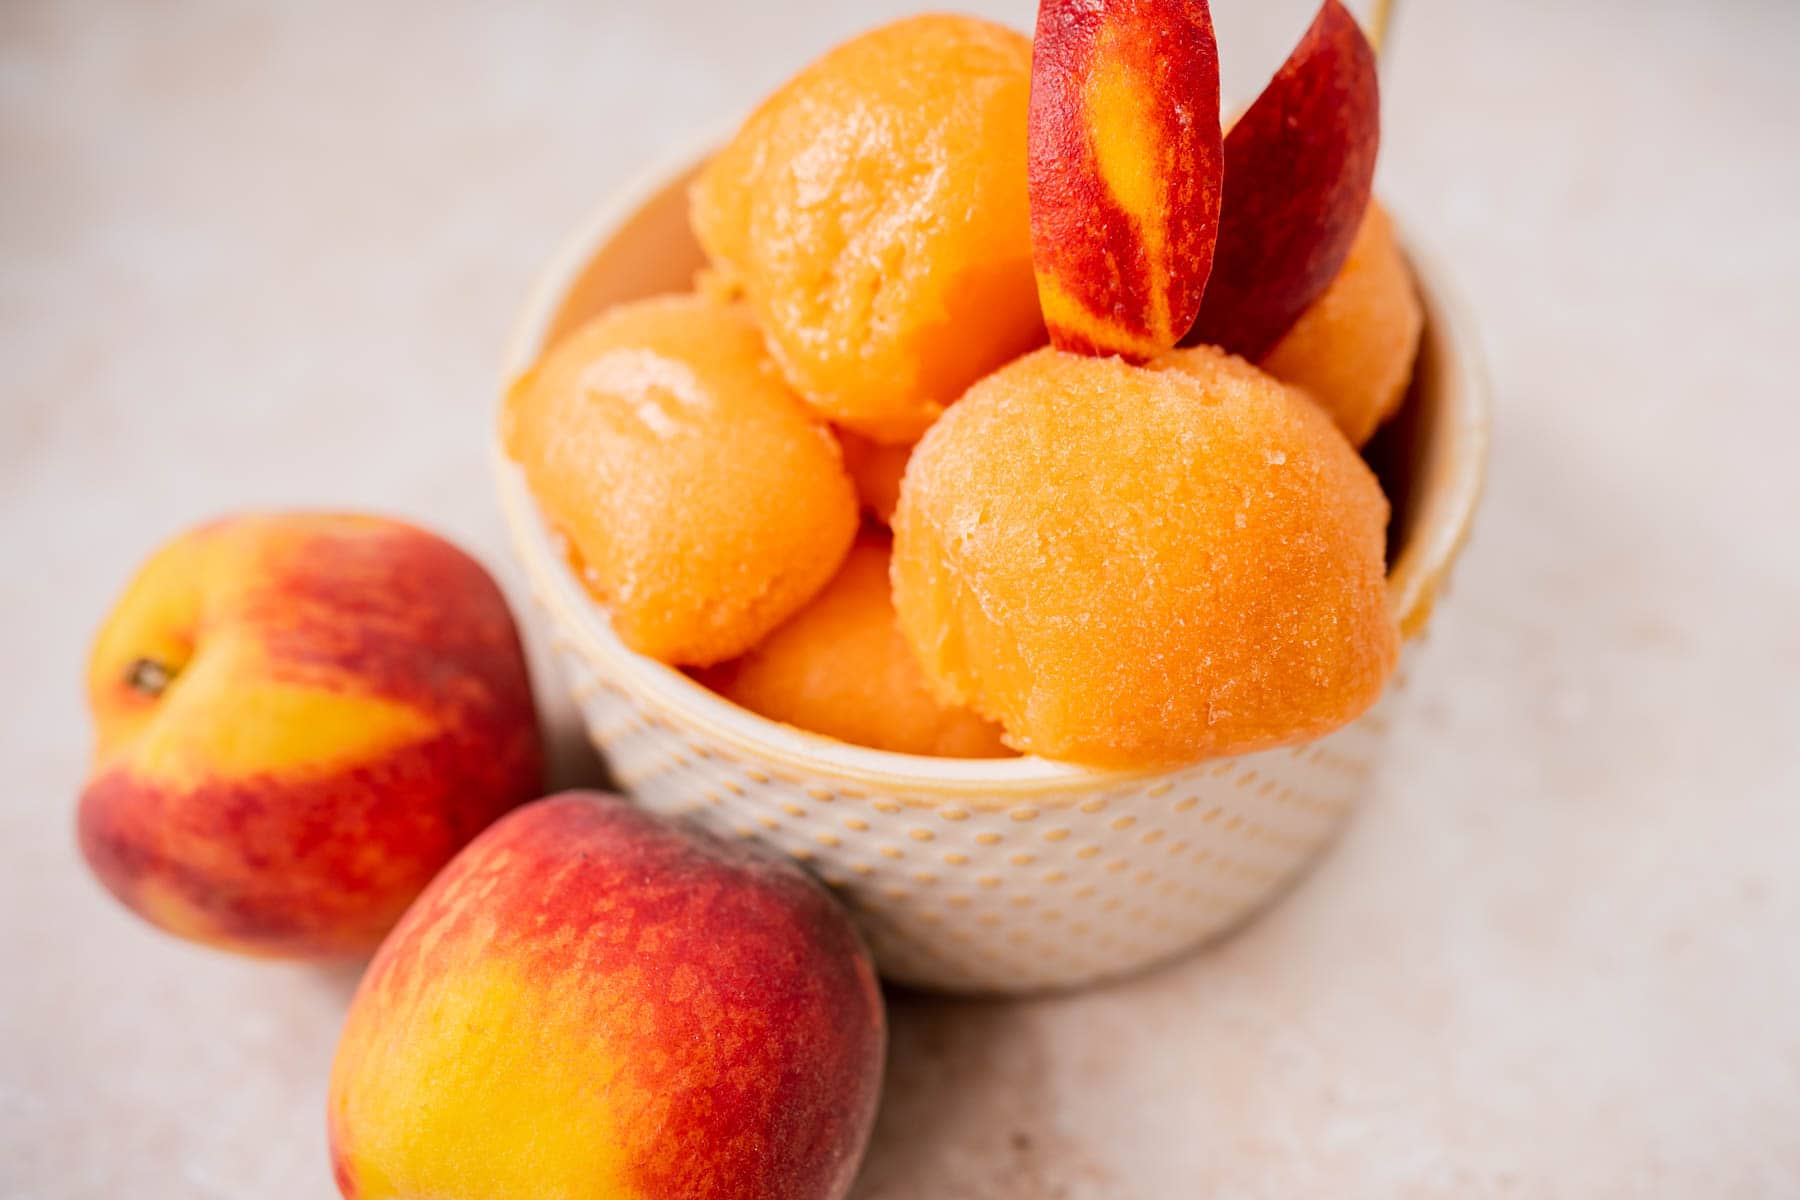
[496,151,1489,993]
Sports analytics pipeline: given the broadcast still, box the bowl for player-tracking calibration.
[495,146,1489,994]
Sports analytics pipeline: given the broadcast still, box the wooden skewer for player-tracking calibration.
[1367,0,1398,56]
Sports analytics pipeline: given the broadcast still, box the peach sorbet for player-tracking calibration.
[892,345,1398,768]
[699,534,1010,758]
[504,294,858,666]
[692,15,1046,443]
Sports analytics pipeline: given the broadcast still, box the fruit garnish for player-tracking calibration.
[1185,0,1380,358]
[1027,0,1223,360]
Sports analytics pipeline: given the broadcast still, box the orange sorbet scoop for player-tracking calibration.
[836,431,913,527]
[1262,201,1423,448]
[699,534,1011,759]
[691,15,1046,444]
[504,295,858,667]
[892,345,1397,768]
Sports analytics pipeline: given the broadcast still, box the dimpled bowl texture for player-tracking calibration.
[496,148,1488,994]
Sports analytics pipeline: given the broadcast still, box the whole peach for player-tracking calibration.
[78,513,542,957]
[327,791,885,1200]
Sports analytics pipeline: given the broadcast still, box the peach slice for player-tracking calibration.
[1028,0,1223,360]
[1185,0,1379,359]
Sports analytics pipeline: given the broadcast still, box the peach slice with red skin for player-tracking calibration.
[1185,0,1380,359]
[1028,0,1223,360]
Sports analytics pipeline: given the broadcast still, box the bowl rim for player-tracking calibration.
[496,139,1491,797]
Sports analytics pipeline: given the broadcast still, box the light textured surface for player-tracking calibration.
[3,0,1798,1196]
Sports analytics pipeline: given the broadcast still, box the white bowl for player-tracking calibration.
[495,148,1489,993]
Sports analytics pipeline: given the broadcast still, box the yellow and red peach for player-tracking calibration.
[328,791,885,1200]
[1028,0,1224,359]
[1186,0,1381,358]
[78,513,541,958]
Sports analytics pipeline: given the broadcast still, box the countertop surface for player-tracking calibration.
[4,1,1798,1196]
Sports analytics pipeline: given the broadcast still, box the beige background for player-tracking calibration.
[4,0,1798,1196]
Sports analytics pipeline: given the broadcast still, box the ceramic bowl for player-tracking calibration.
[495,148,1488,993]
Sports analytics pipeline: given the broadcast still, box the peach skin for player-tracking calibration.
[1186,0,1380,359]
[78,513,542,958]
[1028,0,1223,360]
[328,791,885,1200]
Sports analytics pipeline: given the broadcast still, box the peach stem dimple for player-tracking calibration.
[126,658,173,697]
